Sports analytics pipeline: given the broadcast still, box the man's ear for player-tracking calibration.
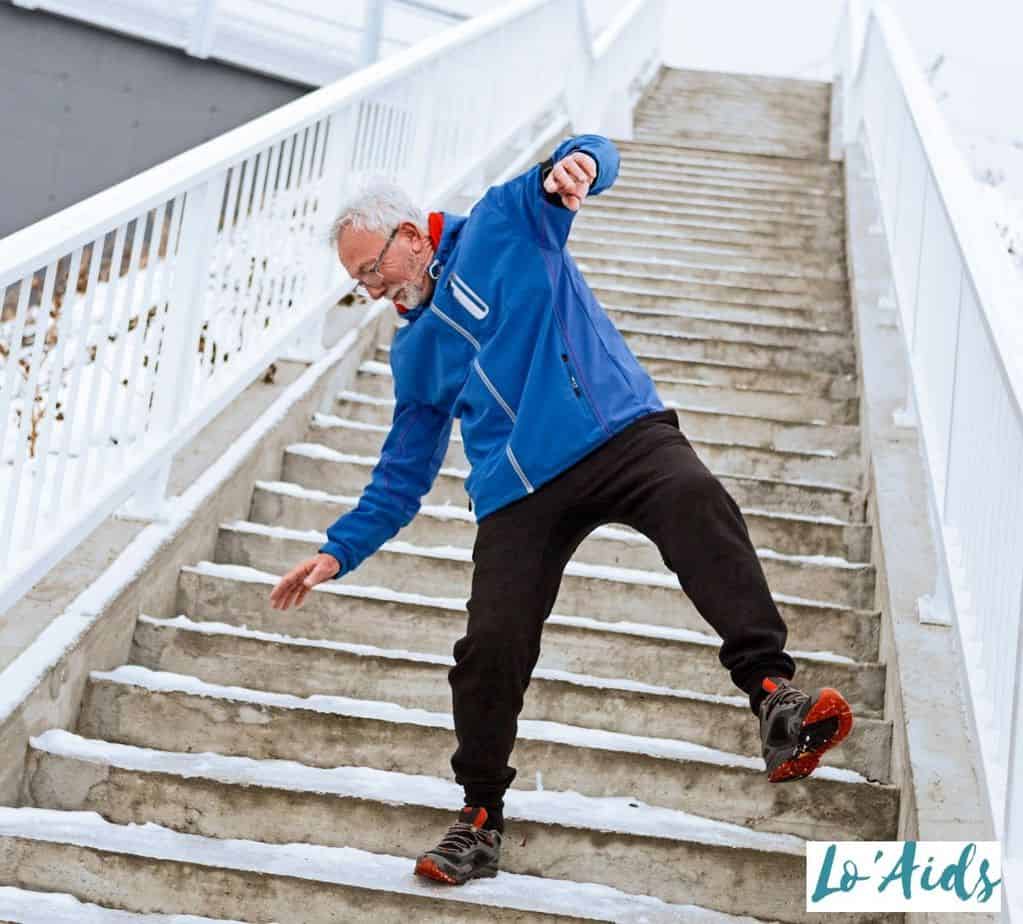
[404,220,428,252]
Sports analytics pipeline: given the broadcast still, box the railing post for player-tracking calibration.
[361,0,387,68]
[124,177,220,518]
[187,0,219,59]
[565,0,597,132]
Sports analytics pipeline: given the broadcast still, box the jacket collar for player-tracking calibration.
[396,210,467,324]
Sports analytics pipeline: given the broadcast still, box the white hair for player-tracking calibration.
[329,177,426,248]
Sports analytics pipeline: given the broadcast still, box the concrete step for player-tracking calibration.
[628,129,829,163]
[215,524,881,662]
[371,342,859,403]
[572,212,842,255]
[0,807,707,923]
[289,425,862,523]
[23,732,809,923]
[372,344,857,423]
[566,230,848,281]
[587,281,847,323]
[614,169,841,208]
[601,183,844,221]
[635,104,828,132]
[78,668,900,842]
[129,615,891,777]
[310,417,863,523]
[581,199,844,239]
[612,321,855,376]
[0,885,240,923]
[612,139,842,182]
[615,158,841,197]
[253,468,872,561]
[626,122,826,162]
[612,171,842,204]
[569,248,850,300]
[589,286,849,333]
[334,388,862,460]
[569,219,846,269]
[606,306,852,357]
[649,69,830,103]
[347,368,859,470]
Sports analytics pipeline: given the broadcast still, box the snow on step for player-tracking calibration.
[90,666,868,784]
[0,887,242,923]
[30,730,805,857]
[0,809,769,924]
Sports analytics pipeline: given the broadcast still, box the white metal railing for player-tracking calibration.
[0,0,664,615]
[834,1,1023,917]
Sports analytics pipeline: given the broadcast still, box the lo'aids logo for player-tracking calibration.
[806,841,1002,913]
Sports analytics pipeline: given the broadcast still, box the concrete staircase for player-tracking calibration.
[0,67,902,922]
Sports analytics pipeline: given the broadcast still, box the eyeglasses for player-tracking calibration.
[353,226,399,295]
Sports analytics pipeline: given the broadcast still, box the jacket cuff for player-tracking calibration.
[318,543,348,578]
[538,151,599,209]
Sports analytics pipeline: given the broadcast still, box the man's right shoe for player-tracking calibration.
[414,806,502,885]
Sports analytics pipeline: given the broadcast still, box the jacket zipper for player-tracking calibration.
[561,353,582,397]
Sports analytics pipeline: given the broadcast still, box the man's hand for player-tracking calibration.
[544,152,597,212]
[269,552,341,611]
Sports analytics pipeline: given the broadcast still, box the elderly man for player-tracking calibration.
[269,134,853,885]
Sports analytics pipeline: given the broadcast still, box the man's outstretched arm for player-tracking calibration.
[269,399,453,610]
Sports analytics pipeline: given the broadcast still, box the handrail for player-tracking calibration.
[0,0,665,616]
[833,2,1023,918]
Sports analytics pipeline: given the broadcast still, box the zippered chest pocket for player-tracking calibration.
[561,353,583,398]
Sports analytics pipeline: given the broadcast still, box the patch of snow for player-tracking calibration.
[336,388,392,406]
[0,808,768,923]
[358,359,392,376]
[741,506,848,526]
[0,886,245,923]
[187,560,469,610]
[310,412,387,431]
[754,547,863,569]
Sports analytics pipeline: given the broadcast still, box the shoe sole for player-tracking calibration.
[768,687,854,783]
[414,855,499,885]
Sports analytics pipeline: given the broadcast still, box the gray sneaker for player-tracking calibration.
[758,676,853,782]
[414,806,502,885]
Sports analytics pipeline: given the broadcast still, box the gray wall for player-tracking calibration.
[0,4,310,239]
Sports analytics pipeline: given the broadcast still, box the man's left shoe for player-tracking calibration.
[758,677,854,783]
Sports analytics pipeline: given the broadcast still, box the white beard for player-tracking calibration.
[390,275,429,309]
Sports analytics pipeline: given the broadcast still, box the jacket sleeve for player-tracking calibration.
[491,133,620,250]
[318,399,453,576]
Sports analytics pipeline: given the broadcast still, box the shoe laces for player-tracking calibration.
[436,821,488,853]
[764,680,805,713]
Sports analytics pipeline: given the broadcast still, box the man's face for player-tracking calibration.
[338,221,434,310]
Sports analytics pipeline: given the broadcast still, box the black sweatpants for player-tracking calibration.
[448,407,796,813]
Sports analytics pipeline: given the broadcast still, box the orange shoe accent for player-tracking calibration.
[415,856,459,885]
[761,677,779,693]
[768,687,854,784]
[468,807,488,830]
